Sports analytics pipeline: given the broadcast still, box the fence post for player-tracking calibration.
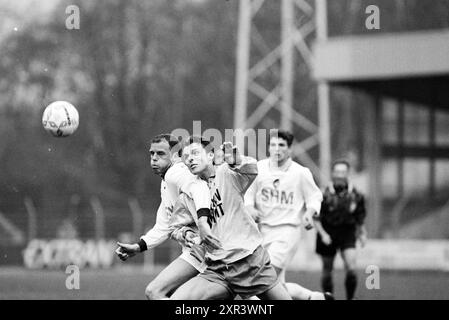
[128,198,154,269]
[24,197,37,241]
[128,198,143,238]
[90,197,105,241]
[128,198,154,271]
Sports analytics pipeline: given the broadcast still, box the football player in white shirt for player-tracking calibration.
[245,129,333,300]
[170,137,291,300]
[115,134,218,300]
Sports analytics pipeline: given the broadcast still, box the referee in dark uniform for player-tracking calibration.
[314,160,367,300]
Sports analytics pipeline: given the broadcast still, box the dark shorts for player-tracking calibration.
[315,226,357,257]
[199,245,280,299]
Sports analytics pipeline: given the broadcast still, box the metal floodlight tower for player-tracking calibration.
[234,0,331,182]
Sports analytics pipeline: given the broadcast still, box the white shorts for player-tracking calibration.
[259,224,302,272]
[179,249,207,273]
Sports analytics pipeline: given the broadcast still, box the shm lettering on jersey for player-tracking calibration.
[261,188,294,205]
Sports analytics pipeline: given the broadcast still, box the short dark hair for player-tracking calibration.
[151,134,182,156]
[269,129,294,147]
[183,135,214,153]
[332,159,351,170]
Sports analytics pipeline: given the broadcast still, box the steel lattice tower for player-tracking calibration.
[234,0,330,182]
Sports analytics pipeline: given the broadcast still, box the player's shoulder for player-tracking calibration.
[289,160,312,175]
[350,184,365,198]
[214,162,229,175]
[322,184,334,195]
[165,161,193,182]
[257,158,270,170]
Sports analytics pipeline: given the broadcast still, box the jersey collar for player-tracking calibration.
[269,157,292,172]
[161,159,180,180]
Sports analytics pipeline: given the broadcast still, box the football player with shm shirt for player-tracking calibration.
[245,129,333,300]
[170,136,292,300]
[114,134,217,300]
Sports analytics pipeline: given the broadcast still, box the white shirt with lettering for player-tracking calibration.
[204,156,262,264]
[244,158,322,228]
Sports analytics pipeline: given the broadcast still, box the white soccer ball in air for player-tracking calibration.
[42,101,79,137]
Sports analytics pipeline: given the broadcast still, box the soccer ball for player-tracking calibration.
[42,101,79,137]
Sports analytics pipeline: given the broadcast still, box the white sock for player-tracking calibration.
[309,291,325,300]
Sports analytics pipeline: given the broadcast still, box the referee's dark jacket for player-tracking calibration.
[319,182,366,231]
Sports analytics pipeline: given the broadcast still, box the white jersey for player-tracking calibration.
[204,156,262,264]
[244,158,322,228]
[140,161,210,250]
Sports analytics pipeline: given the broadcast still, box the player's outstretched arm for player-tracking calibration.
[139,202,174,250]
[115,202,172,261]
[115,242,141,261]
[221,142,258,193]
[222,141,242,166]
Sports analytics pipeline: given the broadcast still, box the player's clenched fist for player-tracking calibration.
[197,217,222,252]
[185,230,202,247]
[115,242,140,261]
[302,211,314,231]
[221,142,242,166]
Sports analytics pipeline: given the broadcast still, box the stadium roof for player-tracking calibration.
[312,29,449,110]
[313,29,449,81]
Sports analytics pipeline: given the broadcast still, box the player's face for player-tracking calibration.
[269,137,291,164]
[149,141,172,176]
[182,143,213,175]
